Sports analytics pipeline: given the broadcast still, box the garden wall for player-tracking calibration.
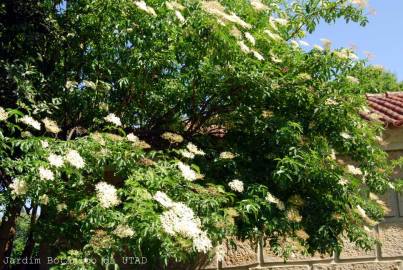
[203,149,403,270]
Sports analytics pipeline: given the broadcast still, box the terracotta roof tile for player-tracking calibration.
[360,92,403,127]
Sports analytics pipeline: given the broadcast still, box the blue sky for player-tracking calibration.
[304,1,403,81]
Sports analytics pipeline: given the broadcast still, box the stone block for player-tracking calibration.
[339,236,376,259]
[379,222,403,258]
[251,266,309,270]
[220,240,257,267]
[313,261,401,270]
[263,241,331,263]
[379,190,397,218]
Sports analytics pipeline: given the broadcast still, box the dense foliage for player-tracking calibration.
[1,0,402,269]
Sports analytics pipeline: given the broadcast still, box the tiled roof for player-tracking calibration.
[360,92,403,127]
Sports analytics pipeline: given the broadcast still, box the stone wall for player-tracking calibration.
[202,150,403,270]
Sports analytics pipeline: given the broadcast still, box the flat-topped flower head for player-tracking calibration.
[20,115,41,130]
[180,150,195,159]
[265,192,285,210]
[134,1,157,16]
[126,133,139,142]
[219,151,236,159]
[95,182,120,208]
[42,118,61,134]
[65,150,85,169]
[250,0,269,11]
[153,191,174,208]
[161,132,183,143]
[113,225,134,238]
[10,178,28,197]
[48,154,64,168]
[228,179,244,193]
[186,143,205,156]
[347,164,362,176]
[104,113,122,126]
[39,167,54,181]
[0,107,8,121]
[178,162,199,181]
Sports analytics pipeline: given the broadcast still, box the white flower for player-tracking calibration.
[39,167,54,181]
[252,50,265,61]
[39,194,49,205]
[298,40,310,47]
[237,41,250,53]
[65,150,85,169]
[193,231,213,253]
[347,164,363,175]
[134,1,157,16]
[329,149,337,160]
[350,0,368,8]
[201,1,251,29]
[290,40,300,48]
[175,10,185,23]
[42,118,61,134]
[0,107,8,121]
[126,133,139,142]
[159,200,212,253]
[313,45,324,51]
[219,151,236,159]
[186,143,205,156]
[250,0,269,11]
[270,53,282,63]
[95,182,121,208]
[178,162,198,181]
[264,29,283,41]
[228,179,244,193]
[339,177,349,185]
[104,113,122,126]
[388,182,395,190]
[41,140,49,148]
[244,32,256,45]
[320,38,332,49]
[180,150,195,159]
[215,244,226,262]
[56,203,67,212]
[346,75,360,84]
[273,18,288,26]
[113,225,135,238]
[48,154,64,168]
[340,132,351,140]
[265,192,285,210]
[9,178,28,197]
[20,115,41,130]
[355,205,367,219]
[153,191,174,208]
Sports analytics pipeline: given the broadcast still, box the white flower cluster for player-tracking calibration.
[347,164,362,176]
[202,1,251,29]
[186,143,206,156]
[346,75,360,84]
[113,224,135,238]
[95,182,120,208]
[39,167,54,181]
[0,107,8,121]
[42,118,61,134]
[219,151,236,159]
[65,150,85,169]
[127,133,139,142]
[104,113,122,126]
[250,0,268,11]
[265,192,285,210]
[39,194,49,205]
[228,179,244,193]
[9,178,28,197]
[57,203,67,212]
[134,1,157,16]
[153,191,174,208]
[154,192,212,253]
[178,162,202,181]
[20,115,41,130]
[48,154,64,168]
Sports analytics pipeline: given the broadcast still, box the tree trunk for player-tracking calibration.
[0,201,22,270]
[16,205,38,270]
